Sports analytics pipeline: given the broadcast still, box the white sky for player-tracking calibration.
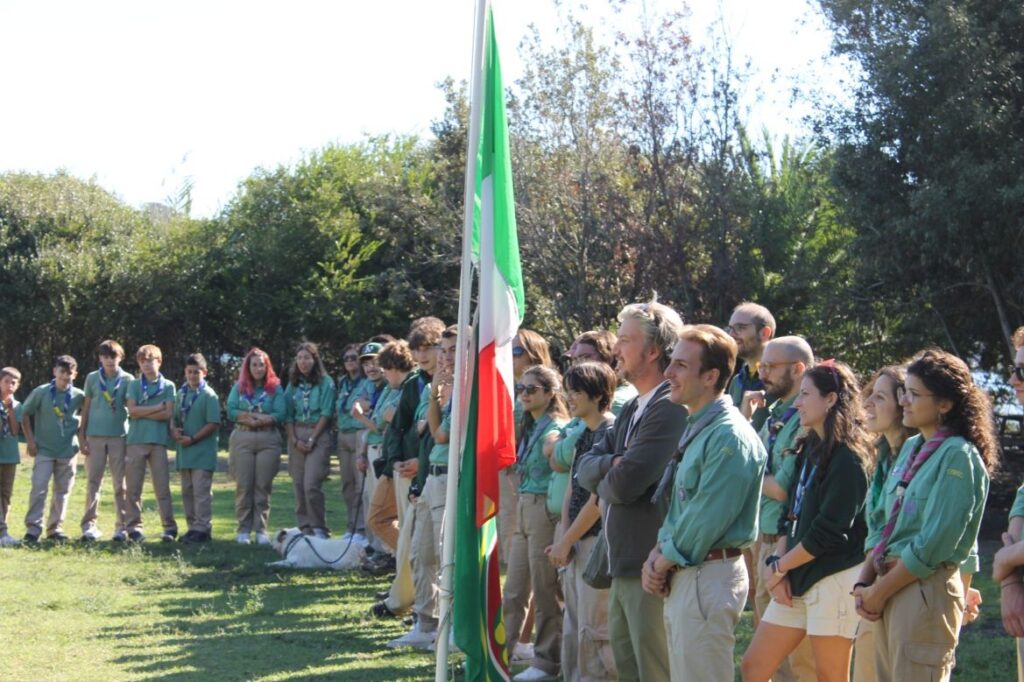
[0,0,843,218]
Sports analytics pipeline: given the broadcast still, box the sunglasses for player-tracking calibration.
[515,383,542,396]
[343,355,359,361]
[512,346,525,358]
[1013,366,1024,382]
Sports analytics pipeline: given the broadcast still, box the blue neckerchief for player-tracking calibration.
[369,382,386,411]
[97,368,123,412]
[0,399,11,437]
[179,381,206,422]
[517,414,553,466]
[243,385,269,413]
[49,379,73,435]
[736,364,765,392]
[139,374,167,405]
[298,380,313,421]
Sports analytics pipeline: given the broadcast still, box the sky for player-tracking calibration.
[0,0,844,218]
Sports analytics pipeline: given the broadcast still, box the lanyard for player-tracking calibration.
[139,374,166,405]
[49,380,72,436]
[97,369,123,412]
[179,381,206,422]
[788,456,817,534]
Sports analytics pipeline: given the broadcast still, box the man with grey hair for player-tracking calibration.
[726,302,776,431]
[577,298,688,682]
[743,335,817,681]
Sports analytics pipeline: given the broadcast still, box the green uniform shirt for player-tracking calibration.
[22,382,86,459]
[335,374,366,433]
[612,383,638,416]
[363,381,394,447]
[285,375,335,424]
[83,368,133,437]
[225,383,287,424]
[548,417,586,515]
[428,408,452,466]
[756,396,801,534]
[864,438,896,549]
[658,402,766,567]
[518,415,567,495]
[1011,482,1024,521]
[871,434,988,579]
[174,383,221,471]
[126,375,176,446]
[728,363,770,431]
[0,399,23,464]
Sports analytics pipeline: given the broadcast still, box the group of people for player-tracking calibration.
[2,299,1024,682]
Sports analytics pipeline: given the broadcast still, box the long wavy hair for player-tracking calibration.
[288,341,326,387]
[519,365,570,436]
[906,349,999,472]
[238,347,281,396]
[794,360,873,481]
[861,365,916,466]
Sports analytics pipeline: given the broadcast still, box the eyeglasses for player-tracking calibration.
[515,383,542,396]
[512,346,525,358]
[726,322,761,335]
[896,386,935,403]
[1012,366,1024,382]
[343,355,359,361]
[760,361,797,373]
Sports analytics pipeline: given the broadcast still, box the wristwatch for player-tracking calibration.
[764,554,785,576]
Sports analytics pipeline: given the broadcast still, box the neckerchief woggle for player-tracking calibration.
[97,368,123,412]
[244,384,268,413]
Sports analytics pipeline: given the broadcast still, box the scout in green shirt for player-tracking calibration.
[21,355,87,542]
[171,354,221,543]
[0,367,22,545]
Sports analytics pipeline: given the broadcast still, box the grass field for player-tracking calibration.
[0,450,1017,681]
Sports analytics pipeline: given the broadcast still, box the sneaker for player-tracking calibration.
[386,623,437,650]
[340,531,354,543]
[80,528,102,542]
[127,530,145,543]
[22,533,39,544]
[47,531,69,542]
[161,530,178,543]
[183,531,211,543]
[511,642,535,663]
[370,600,400,619]
[512,667,557,682]
[0,533,20,547]
[312,528,329,539]
[179,530,198,543]
[236,532,252,545]
[254,532,271,545]
[362,553,396,576]
[111,530,127,542]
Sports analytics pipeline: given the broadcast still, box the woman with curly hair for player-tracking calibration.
[742,360,872,682]
[853,349,997,681]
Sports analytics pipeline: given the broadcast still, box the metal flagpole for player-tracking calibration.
[434,0,489,678]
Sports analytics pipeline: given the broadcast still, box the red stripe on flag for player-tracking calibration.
[476,341,517,527]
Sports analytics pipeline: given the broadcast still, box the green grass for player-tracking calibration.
[0,450,1017,680]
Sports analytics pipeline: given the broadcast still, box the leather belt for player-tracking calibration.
[428,465,448,476]
[704,547,742,562]
[235,424,275,432]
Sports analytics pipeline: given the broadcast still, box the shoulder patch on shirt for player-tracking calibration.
[946,468,964,479]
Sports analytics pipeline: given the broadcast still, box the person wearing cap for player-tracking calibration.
[335,343,368,546]
[642,325,765,682]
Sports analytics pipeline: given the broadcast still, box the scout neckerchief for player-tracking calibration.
[244,383,268,413]
[871,428,952,572]
[179,380,206,423]
[139,373,167,405]
[298,379,314,422]
[735,363,764,392]
[765,403,799,472]
[787,452,817,536]
[337,374,359,410]
[50,379,73,436]
[0,398,11,437]
[369,381,386,412]
[517,413,553,466]
[97,368,123,413]
[651,395,731,505]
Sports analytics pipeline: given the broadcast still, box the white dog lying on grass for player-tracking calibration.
[268,528,365,570]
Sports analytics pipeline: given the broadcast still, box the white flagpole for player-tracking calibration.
[435,0,489,678]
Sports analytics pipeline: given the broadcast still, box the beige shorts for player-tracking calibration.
[762,563,861,639]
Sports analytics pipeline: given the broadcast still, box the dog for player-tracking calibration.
[268,528,365,570]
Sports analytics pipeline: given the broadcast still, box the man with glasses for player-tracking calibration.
[577,300,688,682]
[726,302,776,431]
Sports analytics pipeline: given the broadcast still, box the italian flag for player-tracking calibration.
[453,7,522,681]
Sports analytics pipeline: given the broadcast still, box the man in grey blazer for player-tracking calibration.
[577,300,688,682]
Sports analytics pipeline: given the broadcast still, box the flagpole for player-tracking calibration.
[435,0,489,678]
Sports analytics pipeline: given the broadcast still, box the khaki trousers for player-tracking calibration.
[0,463,16,535]
[363,442,386,552]
[608,575,670,682]
[125,444,177,534]
[411,472,447,630]
[384,474,415,614]
[336,429,365,534]
[562,534,617,682]
[368,473,399,553]
[81,435,127,534]
[664,555,747,682]
[853,618,876,682]
[1017,637,1023,682]
[503,492,562,676]
[754,539,818,682]
[874,564,963,681]
[229,428,282,534]
[180,468,213,533]
[287,423,330,533]
[24,455,76,536]
[497,468,521,565]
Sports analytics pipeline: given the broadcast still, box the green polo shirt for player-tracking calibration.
[728,363,770,431]
[756,396,801,535]
[1012,482,1024,521]
[126,375,176,446]
[225,383,287,424]
[0,399,23,464]
[518,415,567,495]
[658,402,766,567]
[548,417,586,515]
[335,374,366,433]
[612,383,638,416]
[869,434,988,579]
[428,408,452,466]
[22,382,86,459]
[83,368,133,438]
[174,383,221,471]
[367,383,399,447]
[285,375,335,424]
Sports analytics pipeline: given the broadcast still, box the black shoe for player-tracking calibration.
[362,553,397,576]
[127,530,145,543]
[364,545,377,557]
[402,614,416,627]
[23,533,39,544]
[179,530,199,543]
[161,529,178,543]
[47,532,69,542]
[195,532,211,543]
[79,533,97,543]
[182,531,211,544]
[370,600,399,619]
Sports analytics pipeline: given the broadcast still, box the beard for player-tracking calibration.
[764,373,794,401]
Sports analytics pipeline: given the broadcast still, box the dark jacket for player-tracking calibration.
[577,381,688,577]
[382,369,429,479]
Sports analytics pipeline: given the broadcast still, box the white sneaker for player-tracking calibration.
[82,527,102,541]
[512,667,557,682]
[511,641,535,663]
[339,532,354,543]
[254,532,271,545]
[386,623,437,650]
[312,528,328,539]
[351,532,368,547]
[0,533,20,547]
[236,532,251,544]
